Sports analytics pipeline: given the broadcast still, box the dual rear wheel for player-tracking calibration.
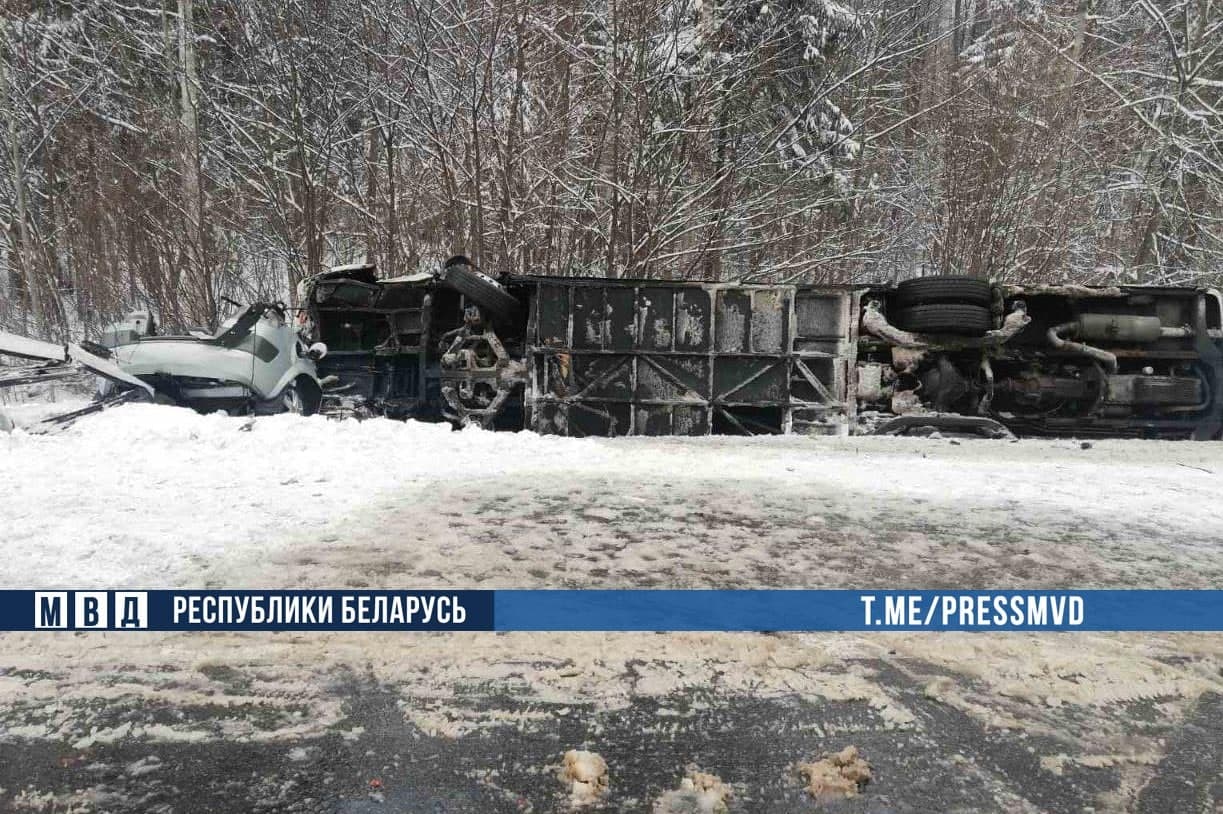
[892,276,993,336]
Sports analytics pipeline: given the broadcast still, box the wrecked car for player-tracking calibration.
[1,301,328,422]
[99,302,328,415]
[298,261,1223,440]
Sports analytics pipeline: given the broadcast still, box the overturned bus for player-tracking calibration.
[298,260,1223,440]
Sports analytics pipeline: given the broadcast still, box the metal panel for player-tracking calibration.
[524,279,858,437]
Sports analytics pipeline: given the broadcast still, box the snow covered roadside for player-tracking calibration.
[1,404,1222,811]
[0,374,93,430]
[0,397,91,428]
[1,404,1222,588]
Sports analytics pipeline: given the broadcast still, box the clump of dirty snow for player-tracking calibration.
[796,745,872,798]
[560,749,609,807]
[653,765,733,813]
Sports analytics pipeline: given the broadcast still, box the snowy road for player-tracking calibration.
[1,407,1222,811]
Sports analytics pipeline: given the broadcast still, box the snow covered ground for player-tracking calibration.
[0,393,90,430]
[1,405,1222,811]
[1,404,1221,588]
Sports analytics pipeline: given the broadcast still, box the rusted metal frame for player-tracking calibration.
[711,356,784,402]
[713,405,754,436]
[665,285,701,431]
[442,366,502,380]
[523,282,638,431]
[705,288,718,434]
[524,294,542,430]
[712,287,806,435]
[373,346,424,355]
[544,396,796,407]
[668,284,679,354]
[708,285,790,428]
[524,280,854,436]
[563,354,633,401]
[739,411,788,435]
[442,326,528,420]
[566,284,576,359]
[844,290,861,430]
[640,288,713,430]
[523,284,565,428]
[628,286,640,433]
[785,290,858,434]
[562,400,625,438]
[793,358,836,404]
[636,354,705,403]
[782,289,795,433]
[529,352,714,406]
[441,383,512,428]
[529,388,829,419]
[711,404,789,436]
[315,305,398,314]
[484,328,511,365]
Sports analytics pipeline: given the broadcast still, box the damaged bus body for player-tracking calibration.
[302,262,1223,440]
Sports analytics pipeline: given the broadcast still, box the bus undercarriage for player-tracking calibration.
[301,263,1223,441]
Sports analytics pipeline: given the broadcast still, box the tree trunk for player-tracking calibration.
[1,55,40,332]
[178,0,211,319]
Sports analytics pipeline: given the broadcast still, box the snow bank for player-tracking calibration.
[0,404,1221,587]
[1,397,91,428]
[0,406,578,587]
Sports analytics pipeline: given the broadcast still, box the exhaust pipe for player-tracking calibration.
[1047,322,1118,373]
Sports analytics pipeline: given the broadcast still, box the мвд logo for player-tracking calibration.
[32,591,148,629]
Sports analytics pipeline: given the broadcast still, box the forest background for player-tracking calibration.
[0,0,1219,336]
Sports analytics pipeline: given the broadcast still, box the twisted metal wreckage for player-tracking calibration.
[3,258,1223,440]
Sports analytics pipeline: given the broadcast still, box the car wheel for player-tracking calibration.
[281,376,322,416]
[895,276,992,308]
[438,263,521,322]
[894,303,992,336]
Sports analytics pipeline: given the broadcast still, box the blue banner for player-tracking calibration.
[496,590,1223,631]
[1,590,1220,632]
[10,590,492,631]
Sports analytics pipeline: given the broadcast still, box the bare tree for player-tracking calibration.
[1,0,1219,336]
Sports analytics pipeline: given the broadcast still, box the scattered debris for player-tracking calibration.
[560,749,609,807]
[796,745,872,799]
[653,765,733,813]
[125,755,162,778]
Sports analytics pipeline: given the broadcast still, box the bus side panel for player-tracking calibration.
[523,279,858,437]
